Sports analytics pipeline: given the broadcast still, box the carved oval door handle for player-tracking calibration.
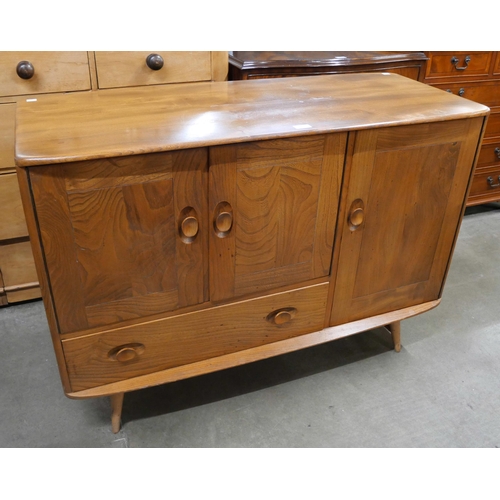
[266,307,297,326]
[213,201,233,237]
[348,199,365,231]
[108,343,145,363]
[181,215,199,239]
[146,53,164,70]
[16,60,35,79]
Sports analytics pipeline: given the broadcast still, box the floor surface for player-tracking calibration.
[1,204,499,448]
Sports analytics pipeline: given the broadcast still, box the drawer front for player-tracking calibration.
[476,142,500,169]
[94,51,212,89]
[0,173,29,240]
[0,240,40,303]
[0,103,15,170]
[424,51,493,80]
[493,53,500,76]
[62,282,329,392]
[0,52,91,97]
[484,111,500,139]
[433,81,500,108]
[469,166,500,202]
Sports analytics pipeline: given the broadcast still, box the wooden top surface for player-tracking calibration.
[15,73,489,167]
[229,51,428,70]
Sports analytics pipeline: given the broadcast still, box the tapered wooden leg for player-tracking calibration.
[110,392,124,433]
[387,321,401,352]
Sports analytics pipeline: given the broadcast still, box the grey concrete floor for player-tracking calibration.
[1,204,499,448]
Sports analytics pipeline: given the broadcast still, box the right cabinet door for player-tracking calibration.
[330,118,484,325]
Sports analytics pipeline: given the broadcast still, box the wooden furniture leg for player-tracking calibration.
[387,321,401,352]
[110,392,124,433]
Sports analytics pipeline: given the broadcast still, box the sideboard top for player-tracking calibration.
[15,73,489,167]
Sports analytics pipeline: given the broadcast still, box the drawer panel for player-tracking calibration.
[484,111,500,139]
[0,103,15,170]
[0,52,91,97]
[476,142,500,169]
[62,282,329,392]
[424,51,492,80]
[0,240,40,303]
[469,165,500,203]
[0,172,29,240]
[94,51,212,89]
[494,53,500,76]
[433,81,500,108]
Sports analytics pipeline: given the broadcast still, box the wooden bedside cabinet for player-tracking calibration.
[0,51,228,306]
[14,74,488,432]
[420,51,500,206]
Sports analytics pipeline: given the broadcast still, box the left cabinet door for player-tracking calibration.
[29,149,208,334]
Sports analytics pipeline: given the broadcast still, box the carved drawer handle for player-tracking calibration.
[451,55,471,71]
[213,201,233,237]
[146,53,164,71]
[266,307,298,326]
[16,60,35,80]
[108,343,145,363]
[487,176,500,188]
[178,207,199,243]
[348,199,365,231]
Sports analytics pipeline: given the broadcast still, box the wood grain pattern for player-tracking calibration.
[0,172,29,240]
[62,282,329,392]
[15,73,489,167]
[0,103,15,170]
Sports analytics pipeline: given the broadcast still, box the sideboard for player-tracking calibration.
[15,73,488,432]
[0,51,228,306]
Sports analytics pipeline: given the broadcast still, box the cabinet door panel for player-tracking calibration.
[209,134,346,302]
[330,118,484,325]
[29,150,208,333]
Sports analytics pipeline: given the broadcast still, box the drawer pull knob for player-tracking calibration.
[181,215,199,239]
[146,53,164,71]
[487,176,500,188]
[213,201,233,237]
[108,343,145,363]
[267,307,297,325]
[16,60,35,80]
[451,55,471,71]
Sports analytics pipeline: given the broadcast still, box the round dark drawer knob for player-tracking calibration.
[146,53,164,71]
[16,60,35,80]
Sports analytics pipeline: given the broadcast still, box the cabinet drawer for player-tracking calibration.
[0,240,40,303]
[469,165,500,202]
[424,51,493,80]
[0,172,29,240]
[62,282,329,392]
[476,142,500,168]
[0,103,15,170]
[94,51,212,89]
[0,52,91,97]
[433,81,500,108]
[484,111,500,139]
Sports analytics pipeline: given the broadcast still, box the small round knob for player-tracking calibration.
[146,53,164,71]
[181,215,199,239]
[349,207,364,227]
[216,212,233,233]
[115,347,138,362]
[16,60,35,80]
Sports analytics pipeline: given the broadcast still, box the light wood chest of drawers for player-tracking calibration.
[0,51,228,305]
[14,73,488,432]
[420,51,500,206]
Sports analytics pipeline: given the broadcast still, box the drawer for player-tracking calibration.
[0,172,29,240]
[476,142,500,169]
[62,282,329,392]
[94,51,212,89]
[0,240,40,303]
[424,51,493,80]
[494,53,500,76]
[433,81,500,108]
[468,165,500,203]
[0,103,15,170]
[0,52,91,97]
[484,111,500,139]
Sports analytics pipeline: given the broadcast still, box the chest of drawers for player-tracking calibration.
[420,51,500,206]
[0,51,227,305]
[15,74,488,432]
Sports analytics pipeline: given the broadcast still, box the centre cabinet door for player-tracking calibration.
[208,134,346,302]
[29,149,208,334]
[330,118,484,326]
